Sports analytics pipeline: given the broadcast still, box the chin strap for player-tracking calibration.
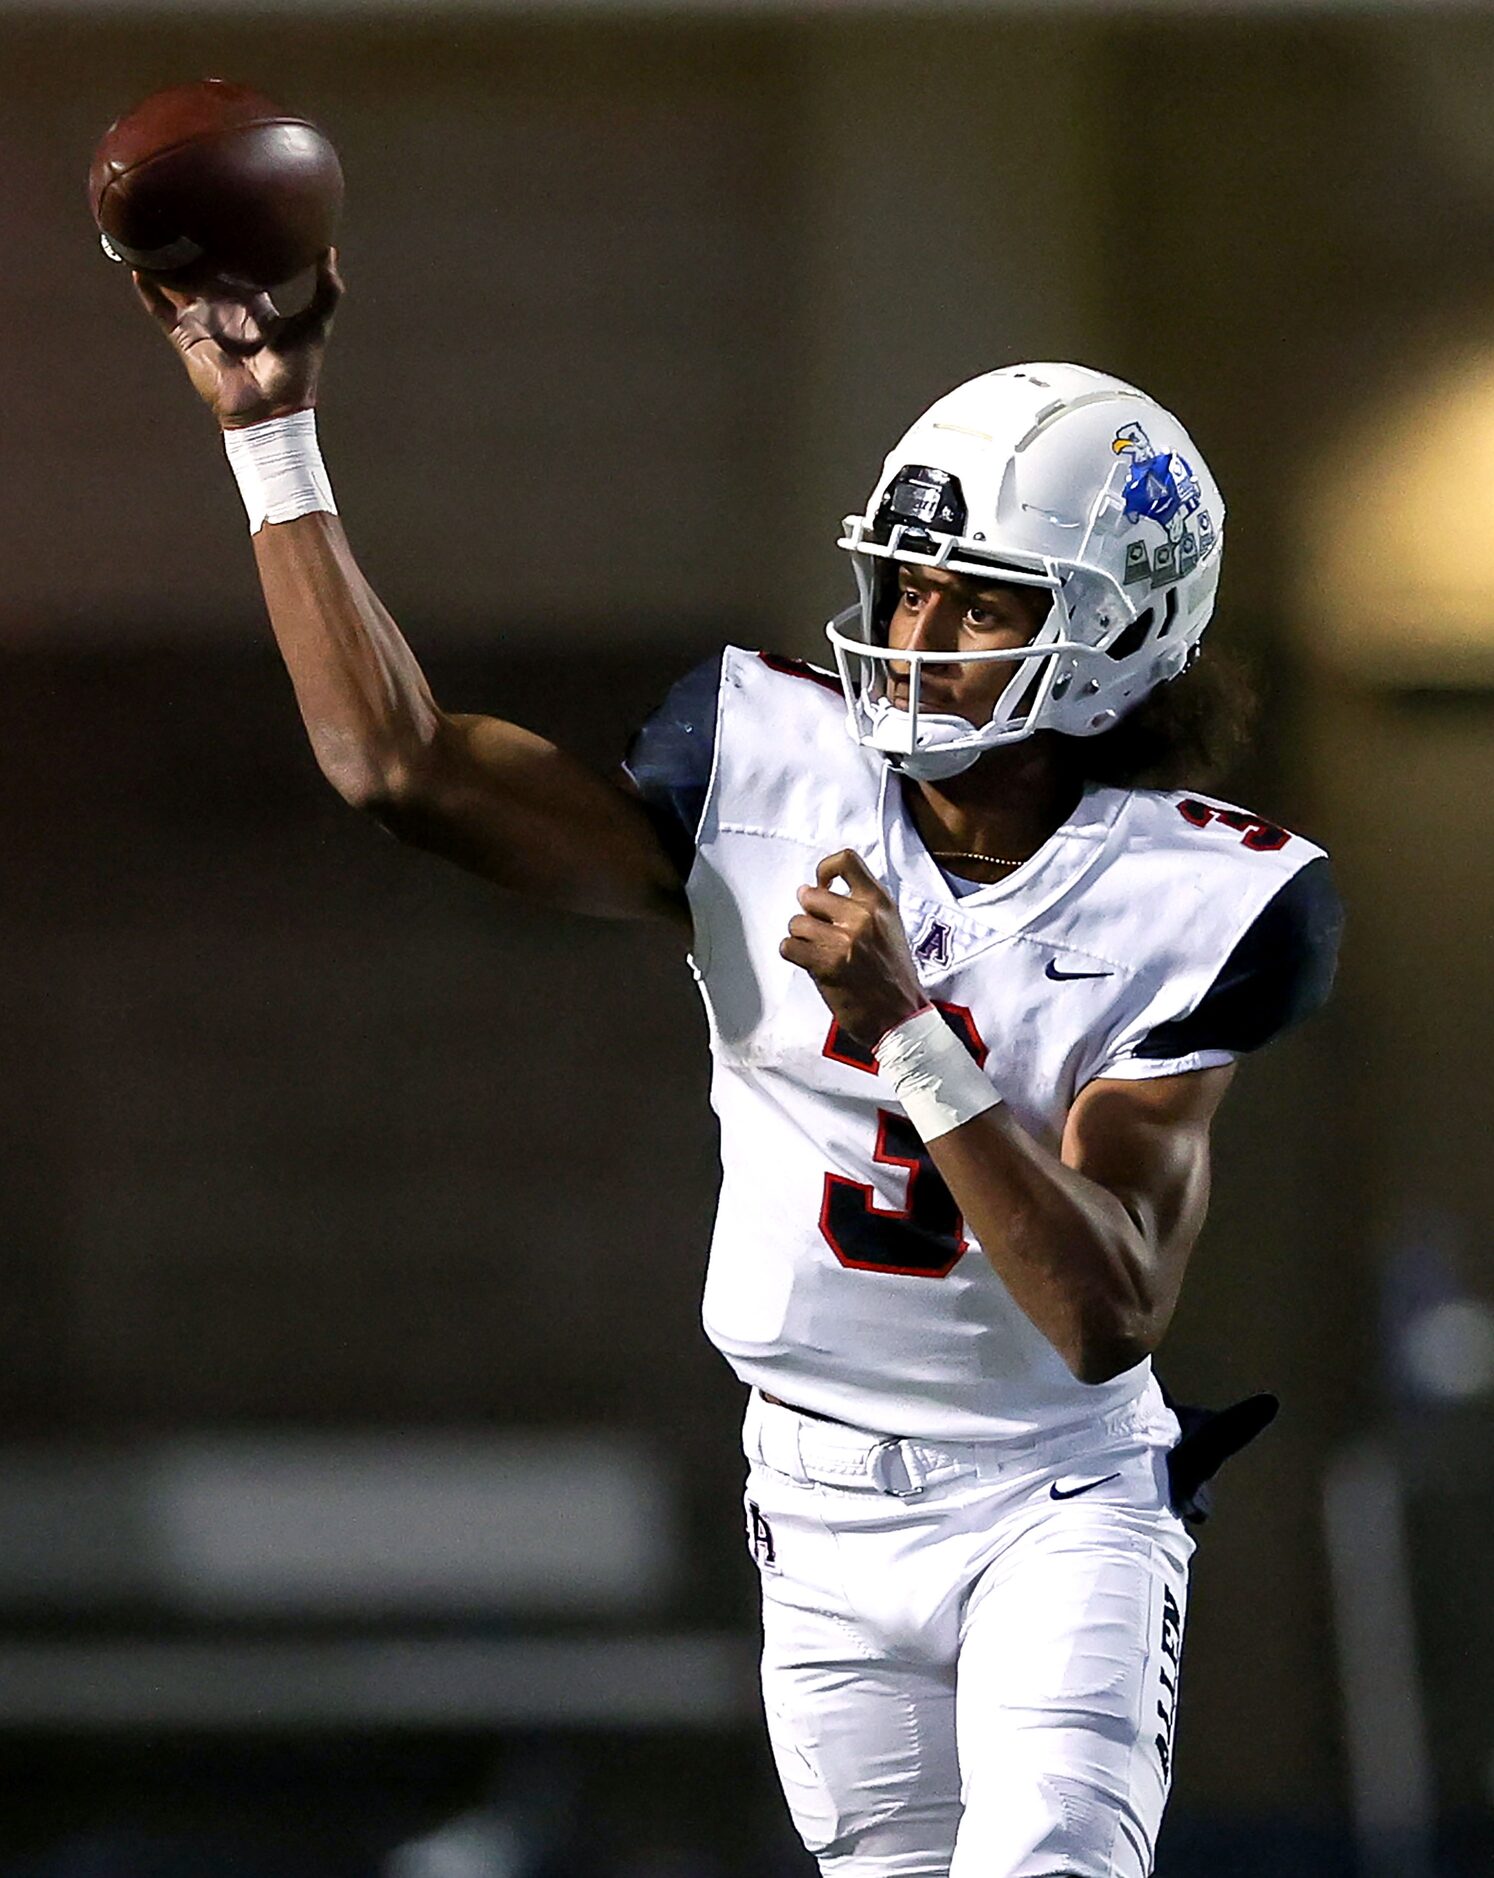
[866,705,990,782]
[1159,1382,1280,1527]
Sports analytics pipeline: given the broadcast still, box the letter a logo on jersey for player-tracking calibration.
[913,917,952,970]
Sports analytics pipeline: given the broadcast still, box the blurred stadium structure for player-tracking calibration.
[0,0,1490,1872]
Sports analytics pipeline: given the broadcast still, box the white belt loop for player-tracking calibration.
[749,1391,820,1484]
[791,1412,809,1482]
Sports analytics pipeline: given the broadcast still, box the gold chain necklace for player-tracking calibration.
[929,850,1024,871]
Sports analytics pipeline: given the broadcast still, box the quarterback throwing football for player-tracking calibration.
[132,256,1339,1878]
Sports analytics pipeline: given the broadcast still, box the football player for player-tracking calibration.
[132,259,1339,1878]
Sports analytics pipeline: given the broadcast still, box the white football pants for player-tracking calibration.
[743,1390,1193,1878]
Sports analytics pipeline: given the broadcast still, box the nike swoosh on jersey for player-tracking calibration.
[1049,1472,1121,1500]
[1045,961,1114,981]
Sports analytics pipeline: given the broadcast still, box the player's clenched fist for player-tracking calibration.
[781,849,928,1047]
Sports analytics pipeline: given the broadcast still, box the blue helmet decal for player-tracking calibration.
[1112,423,1202,530]
[1122,452,1184,525]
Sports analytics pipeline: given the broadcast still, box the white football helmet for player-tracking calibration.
[827,362,1225,781]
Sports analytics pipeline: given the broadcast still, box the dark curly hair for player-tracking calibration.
[1057,647,1257,791]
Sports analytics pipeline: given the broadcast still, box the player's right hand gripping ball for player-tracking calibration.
[88,78,343,293]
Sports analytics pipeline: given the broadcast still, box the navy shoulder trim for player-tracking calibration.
[1136,855,1343,1059]
[622,652,723,876]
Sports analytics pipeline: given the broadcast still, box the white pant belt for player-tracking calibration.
[747,1388,1172,1499]
[748,1392,978,1498]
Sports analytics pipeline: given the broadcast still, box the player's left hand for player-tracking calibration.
[781,850,927,1047]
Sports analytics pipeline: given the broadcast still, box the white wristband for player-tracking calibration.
[873,1005,1001,1143]
[223,409,337,535]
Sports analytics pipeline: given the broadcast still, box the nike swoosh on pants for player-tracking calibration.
[1049,1472,1121,1500]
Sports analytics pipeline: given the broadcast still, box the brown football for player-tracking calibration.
[89,78,343,292]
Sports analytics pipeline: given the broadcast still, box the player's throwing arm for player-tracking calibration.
[129,256,688,928]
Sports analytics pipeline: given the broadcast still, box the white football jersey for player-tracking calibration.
[626,647,1340,1443]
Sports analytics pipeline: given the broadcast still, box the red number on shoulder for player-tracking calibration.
[1176,798,1289,853]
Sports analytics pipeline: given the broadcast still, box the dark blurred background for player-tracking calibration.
[1,3,1491,1874]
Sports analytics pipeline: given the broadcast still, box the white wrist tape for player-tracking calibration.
[873,1004,1001,1143]
[223,409,337,534]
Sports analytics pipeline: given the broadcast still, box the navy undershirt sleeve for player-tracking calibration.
[622,652,724,877]
[1135,855,1343,1059]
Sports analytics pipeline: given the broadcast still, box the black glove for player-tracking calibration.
[1158,1384,1279,1527]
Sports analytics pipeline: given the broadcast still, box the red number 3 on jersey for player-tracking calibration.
[820,1006,988,1278]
